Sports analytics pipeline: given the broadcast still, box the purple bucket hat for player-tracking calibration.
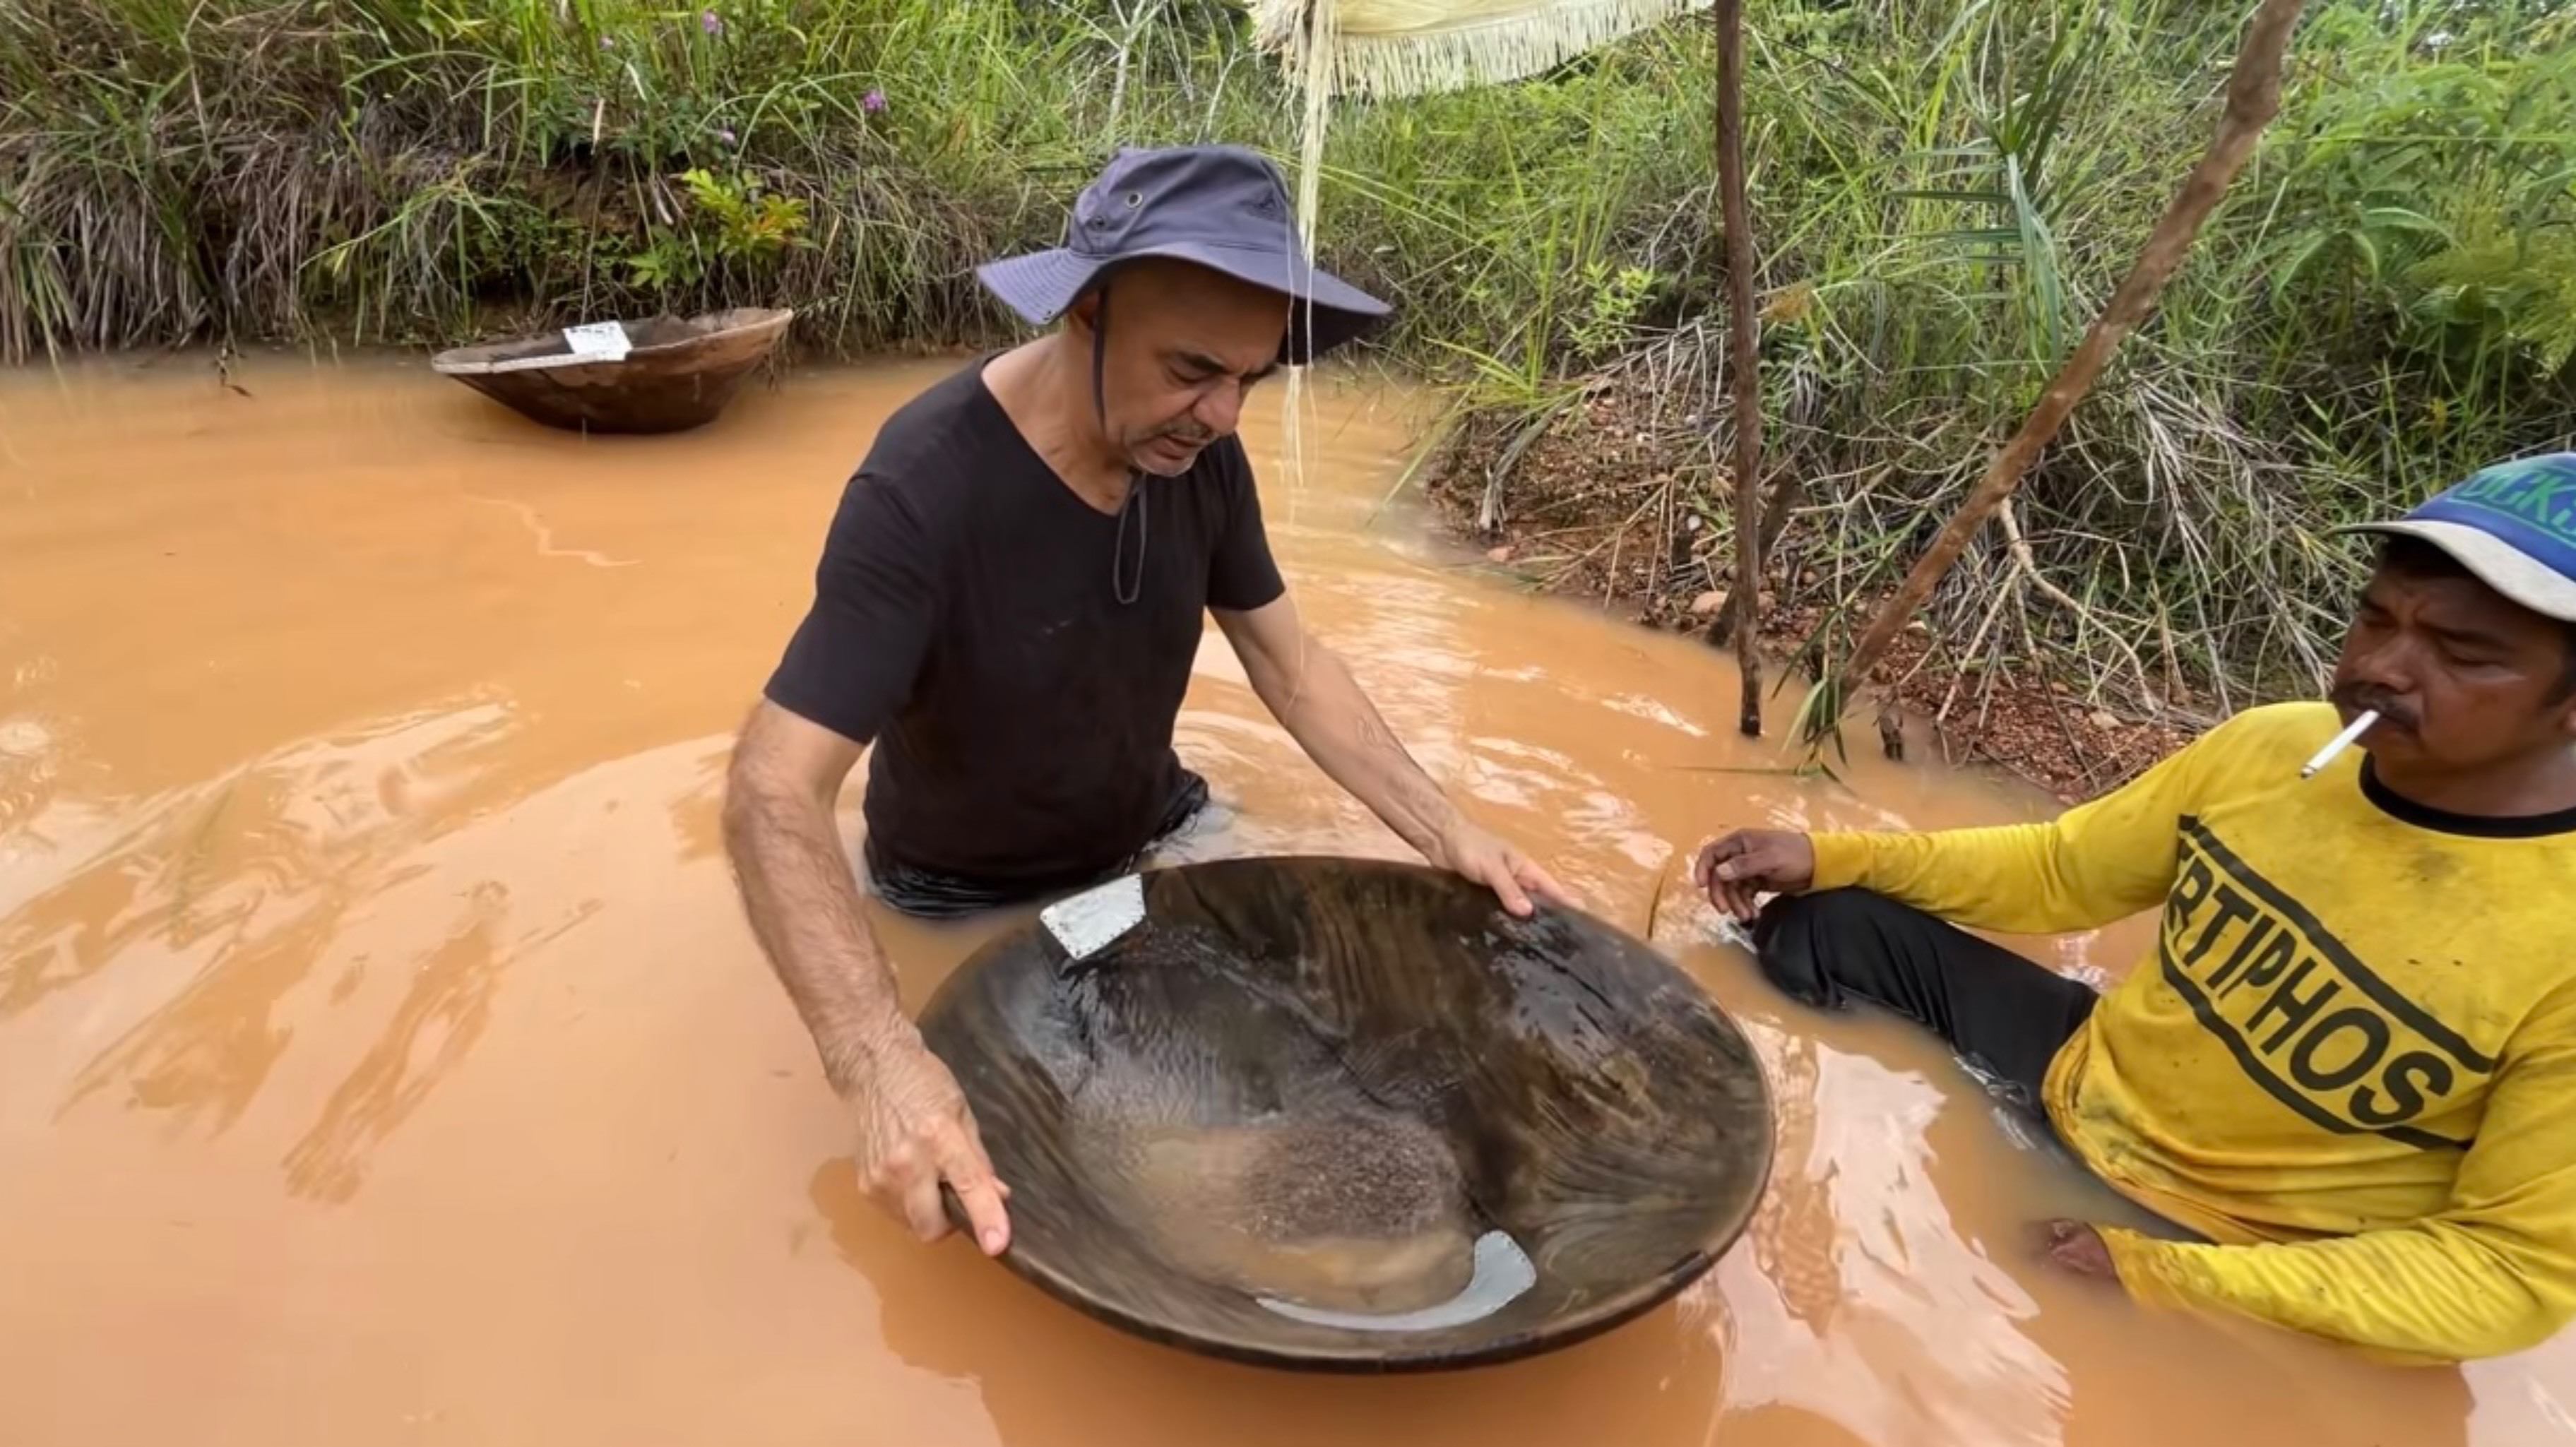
[976,144,1392,364]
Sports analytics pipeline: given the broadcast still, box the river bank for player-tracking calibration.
[1420,374,2206,803]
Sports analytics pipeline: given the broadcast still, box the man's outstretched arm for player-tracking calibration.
[1212,592,1570,915]
[1702,705,2303,934]
[720,699,1011,1254]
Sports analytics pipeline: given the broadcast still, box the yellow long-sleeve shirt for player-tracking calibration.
[1806,701,2576,1363]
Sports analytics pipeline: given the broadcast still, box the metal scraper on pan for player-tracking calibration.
[1041,874,1147,965]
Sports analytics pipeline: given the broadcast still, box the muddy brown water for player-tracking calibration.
[1,352,2568,1446]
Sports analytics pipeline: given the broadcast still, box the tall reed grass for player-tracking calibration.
[3,0,2571,711]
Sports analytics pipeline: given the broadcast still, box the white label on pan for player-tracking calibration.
[1041,874,1145,961]
[561,321,632,361]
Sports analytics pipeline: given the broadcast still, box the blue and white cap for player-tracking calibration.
[2344,453,2576,623]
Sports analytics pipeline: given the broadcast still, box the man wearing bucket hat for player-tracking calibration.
[1697,453,2576,1363]
[723,144,1569,1256]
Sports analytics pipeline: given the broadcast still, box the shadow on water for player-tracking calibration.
[814,1160,1738,1447]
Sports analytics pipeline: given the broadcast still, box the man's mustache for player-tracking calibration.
[2329,679,2419,732]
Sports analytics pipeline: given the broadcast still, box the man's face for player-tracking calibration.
[1069,261,1286,477]
[2330,559,2576,778]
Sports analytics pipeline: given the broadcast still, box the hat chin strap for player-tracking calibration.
[1091,282,1149,609]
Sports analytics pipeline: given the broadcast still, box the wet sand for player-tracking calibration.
[1,350,2568,1446]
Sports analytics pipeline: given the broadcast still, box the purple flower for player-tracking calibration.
[698,8,722,35]
[861,88,886,114]
[717,126,737,145]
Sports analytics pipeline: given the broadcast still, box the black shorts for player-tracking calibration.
[1752,887,2101,1118]
[862,770,1213,919]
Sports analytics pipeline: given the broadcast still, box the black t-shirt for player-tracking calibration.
[762,355,1287,890]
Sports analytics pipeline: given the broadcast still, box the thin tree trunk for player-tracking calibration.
[1827,0,2306,725]
[1711,0,1764,737]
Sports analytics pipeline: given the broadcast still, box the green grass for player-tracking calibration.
[3,0,2573,714]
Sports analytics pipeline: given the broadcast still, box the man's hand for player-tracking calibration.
[850,1032,1013,1256]
[1431,818,1574,918]
[1695,828,1817,920]
[2037,1220,2119,1280]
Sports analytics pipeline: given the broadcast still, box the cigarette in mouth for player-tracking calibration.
[2299,708,2380,780]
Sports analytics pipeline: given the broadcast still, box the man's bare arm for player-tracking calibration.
[1213,593,1570,912]
[720,700,909,1095]
[1212,595,1457,855]
[720,698,1011,1250]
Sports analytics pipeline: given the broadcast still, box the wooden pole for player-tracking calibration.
[1827,0,2306,725]
[1712,0,1764,737]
